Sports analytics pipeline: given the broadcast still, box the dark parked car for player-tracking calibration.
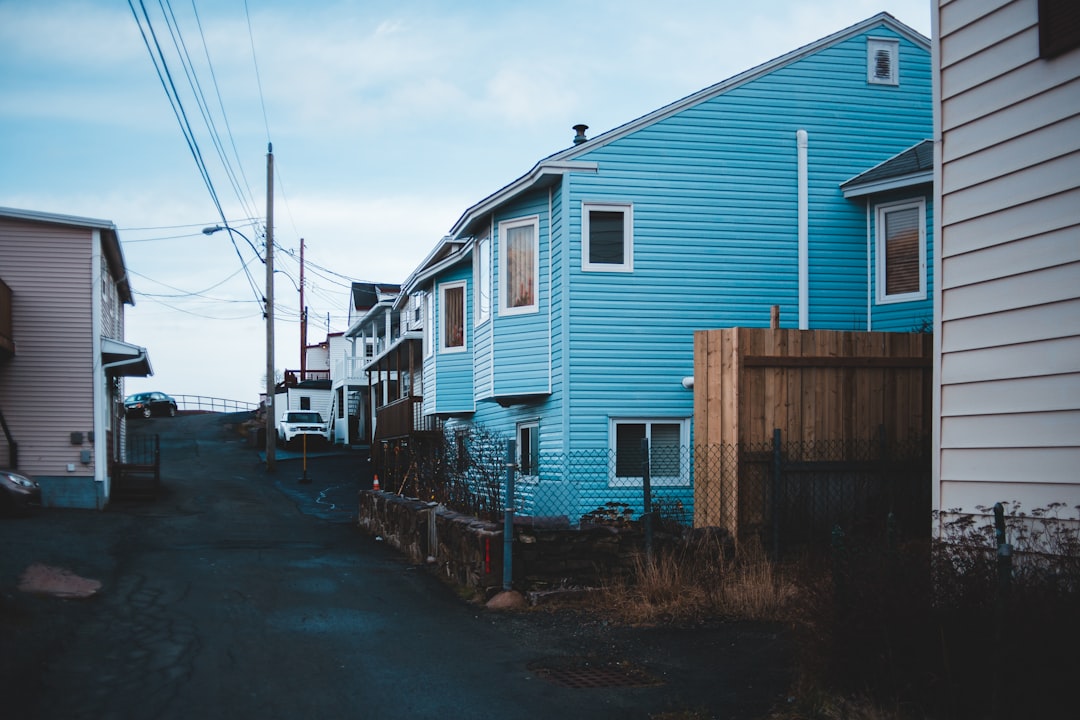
[124,391,178,418]
[1,470,41,516]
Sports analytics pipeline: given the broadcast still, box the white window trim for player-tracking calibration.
[516,420,539,483]
[439,280,468,354]
[867,37,899,86]
[608,417,690,488]
[422,291,433,358]
[498,215,540,317]
[582,202,634,272]
[474,234,491,325]
[875,198,926,305]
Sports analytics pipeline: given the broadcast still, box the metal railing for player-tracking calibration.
[172,395,257,413]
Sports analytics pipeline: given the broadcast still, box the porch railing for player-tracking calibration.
[374,396,441,440]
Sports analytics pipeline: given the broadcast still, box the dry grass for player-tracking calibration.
[590,536,797,626]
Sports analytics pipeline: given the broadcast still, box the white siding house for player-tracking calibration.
[932,0,1080,520]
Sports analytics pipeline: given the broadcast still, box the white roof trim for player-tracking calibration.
[542,13,928,164]
[448,161,598,237]
[841,171,933,198]
[404,241,473,294]
[0,206,117,231]
[101,337,153,377]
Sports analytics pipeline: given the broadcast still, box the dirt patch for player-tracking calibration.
[17,564,102,598]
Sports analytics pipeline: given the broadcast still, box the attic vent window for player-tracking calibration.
[867,38,899,85]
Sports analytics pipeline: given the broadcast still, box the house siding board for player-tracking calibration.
[433,264,474,413]
[0,220,96,487]
[548,23,931,454]
[935,0,1080,517]
[406,17,933,520]
[491,190,550,397]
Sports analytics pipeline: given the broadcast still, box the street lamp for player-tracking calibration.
[203,223,276,472]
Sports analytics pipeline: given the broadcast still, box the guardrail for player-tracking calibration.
[173,395,257,414]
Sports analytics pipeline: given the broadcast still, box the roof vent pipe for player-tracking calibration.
[572,124,589,145]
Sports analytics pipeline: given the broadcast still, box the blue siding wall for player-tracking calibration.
[418,19,932,522]
[556,23,930,452]
[432,263,474,414]
[490,189,552,397]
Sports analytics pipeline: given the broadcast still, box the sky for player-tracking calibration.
[0,0,932,405]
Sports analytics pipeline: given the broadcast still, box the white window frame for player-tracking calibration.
[516,421,539,482]
[875,198,926,304]
[474,234,491,325]
[439,281,467,354]
[422,291,433,358]
[867,37,899,86]
[608,418,690,488]
[498,215,540,316]
[582,202,634,272]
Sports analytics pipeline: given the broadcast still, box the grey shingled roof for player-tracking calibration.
[841,140,933,197]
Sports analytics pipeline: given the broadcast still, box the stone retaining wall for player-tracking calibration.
[357,490,660,598]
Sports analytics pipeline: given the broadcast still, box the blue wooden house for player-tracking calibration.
[392,13,933,520]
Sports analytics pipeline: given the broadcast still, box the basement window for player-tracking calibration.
[609,418,689,487]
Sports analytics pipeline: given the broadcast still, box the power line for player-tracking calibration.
[128,0,264,307]
[243,0,273,143]
[128,262,259,300]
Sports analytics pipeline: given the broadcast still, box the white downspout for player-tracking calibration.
[866,200,873,331]
[797,129,809,330]
[91,233,106,507]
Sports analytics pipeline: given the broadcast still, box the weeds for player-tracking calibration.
[591,535,796,626]
[588,504,1079,719]
[774,504,1080,719]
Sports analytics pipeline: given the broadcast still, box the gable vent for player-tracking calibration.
[867,38,899,85]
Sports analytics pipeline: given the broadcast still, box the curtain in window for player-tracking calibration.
[444,286,464,348]
[589,210,624,265]
[884,207,919,295]
[505,224,534,308]
[650,423,681,477]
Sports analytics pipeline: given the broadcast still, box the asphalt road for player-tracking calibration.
[0,412,791,720]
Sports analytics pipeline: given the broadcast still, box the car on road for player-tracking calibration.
[124,391,179,418]
[1,470,41,516]
[277,411,329,447]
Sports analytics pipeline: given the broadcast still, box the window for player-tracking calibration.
[440,281,466,352]
[454,429,470,473]
[582,203,633,272]
[300,397,311,410]
[1039,0,1080,59]
[867,38,899,85]
[610,418,689,486]
[517,422,539,479]
[876,199,926,303]
[498,216,539,315]
[475,234,491,324]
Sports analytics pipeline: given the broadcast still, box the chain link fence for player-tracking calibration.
[379,426,931,556]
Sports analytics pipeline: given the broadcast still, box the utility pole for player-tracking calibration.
[265,142,276,473]
[299,237,306,381]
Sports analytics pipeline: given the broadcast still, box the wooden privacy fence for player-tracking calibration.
[692,327,932,537]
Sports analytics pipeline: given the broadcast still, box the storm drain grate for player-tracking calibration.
[528,657,663,689]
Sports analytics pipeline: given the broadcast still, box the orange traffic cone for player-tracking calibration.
[373,474,380,491]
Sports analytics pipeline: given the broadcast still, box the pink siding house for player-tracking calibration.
[0,207,152,509]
